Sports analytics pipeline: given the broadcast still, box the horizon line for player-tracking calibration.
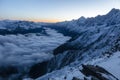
[0,8,119,23]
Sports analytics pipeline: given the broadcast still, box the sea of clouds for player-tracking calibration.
[0,28,70,67]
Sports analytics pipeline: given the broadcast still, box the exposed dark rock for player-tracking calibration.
[0,66,18,78]
[91,76,100,80]
[84,77,89,80]
[64,76,67,79]
[53,43,78,55]
[72,77,81,80]
[29,61,49,79]
[80,64,119,80]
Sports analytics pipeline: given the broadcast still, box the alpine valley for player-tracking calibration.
[0,8,120,80]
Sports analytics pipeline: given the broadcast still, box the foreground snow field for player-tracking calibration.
[36,51,120,80]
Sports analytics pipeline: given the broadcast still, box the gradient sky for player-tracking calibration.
[0,0,120,22]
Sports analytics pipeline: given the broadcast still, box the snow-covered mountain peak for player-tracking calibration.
[77,16,86,23]
[108,8,120,15]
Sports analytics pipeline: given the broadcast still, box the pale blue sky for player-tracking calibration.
[0,0,120,22]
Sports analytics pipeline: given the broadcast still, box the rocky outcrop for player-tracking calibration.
[72,77,81,80]
[29,61,49,79]
[80,64,119,80]
[0,66,18,78]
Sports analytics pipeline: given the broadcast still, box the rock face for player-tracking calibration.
[72,77,81,80]
[0,66,18,78]
[80,64,119,80]
[29,61,49,79]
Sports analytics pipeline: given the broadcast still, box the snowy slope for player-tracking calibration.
[36,51,120,80]
[91,52,120,79]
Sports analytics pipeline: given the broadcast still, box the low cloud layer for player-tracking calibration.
[0,28,70,67]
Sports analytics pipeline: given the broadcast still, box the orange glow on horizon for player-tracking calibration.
[29,19,63,23]
[0,17,63,23]
[20,18,64,23]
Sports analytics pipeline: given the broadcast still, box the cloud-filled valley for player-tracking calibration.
[0,28,70,67]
